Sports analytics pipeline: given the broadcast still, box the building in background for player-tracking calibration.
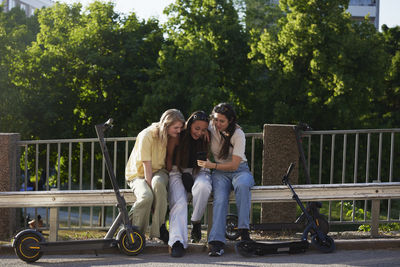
[1,0,53,16]
[267,0,380,29]
[348,0,379,29]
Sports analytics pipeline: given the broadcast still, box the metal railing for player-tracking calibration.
[16,128,400,231]
[301,128,400,225]
[17,134,263,230]
[18,136,137,230]
[3,182,400,240]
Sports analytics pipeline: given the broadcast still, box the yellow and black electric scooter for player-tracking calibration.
[13,119,145,262]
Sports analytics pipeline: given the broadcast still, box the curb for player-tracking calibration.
[1,238,399,255]
[330,238,400,250]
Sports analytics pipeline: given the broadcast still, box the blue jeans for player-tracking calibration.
[208,162,255,244]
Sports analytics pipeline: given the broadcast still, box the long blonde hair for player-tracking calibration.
[150,109,185,145]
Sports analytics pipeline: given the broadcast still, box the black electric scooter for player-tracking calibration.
[235,163,335,257]
[225,201,329,241]
[13,119,145,262]
[225,123,329,240]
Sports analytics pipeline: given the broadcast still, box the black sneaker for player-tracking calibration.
[160,223,169,244]
[240,229,251,241]
[208,241,224,256]
[191,222,202,243]
[170,241,185,257]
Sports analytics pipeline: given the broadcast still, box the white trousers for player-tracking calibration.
[168,166,212,248]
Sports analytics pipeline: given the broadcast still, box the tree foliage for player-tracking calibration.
[380,25,400,127]
[0,7,39,134]
[1,0,400,135]
[251,0,389,129]
[141,0,251,121]
[6,2,164,139]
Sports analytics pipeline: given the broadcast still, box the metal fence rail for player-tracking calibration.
[16,128,400,231]
[301,128,400,225]
[18,136,136,230]
[17,134,263,230]
[3,182,400,240]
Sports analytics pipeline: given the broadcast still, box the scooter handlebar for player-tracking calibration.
[282,163,295,185]
[104,118,114,128]
[96,118,114,134]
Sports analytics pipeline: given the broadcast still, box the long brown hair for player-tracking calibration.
[175,111,209,173]
[211,103,237,160]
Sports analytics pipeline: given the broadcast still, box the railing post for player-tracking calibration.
[0,133,21,240]
[371,199,380,237]
[371,180,381,237]
[49,188,59,242]
[261,124,299,225]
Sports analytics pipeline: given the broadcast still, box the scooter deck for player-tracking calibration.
[236,240,309,257]
[35,239,117,252]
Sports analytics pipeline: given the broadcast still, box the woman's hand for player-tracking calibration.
[203,130,210,142]
[142,161,153,188]
[198,156,241,171]
[197,159,214,169]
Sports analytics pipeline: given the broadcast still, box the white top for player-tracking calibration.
[209,122,247,164]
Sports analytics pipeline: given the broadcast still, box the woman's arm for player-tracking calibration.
[197,127,244,171]
[143,160,153,187]
[197,155,241,172]
[166,136,179,172]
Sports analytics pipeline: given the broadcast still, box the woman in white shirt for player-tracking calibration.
[197,103,255,257]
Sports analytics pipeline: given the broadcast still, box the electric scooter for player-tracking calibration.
[225,201,329,241]
[13,119,145,262]
[235,163,335,257]
[226,123,329,240]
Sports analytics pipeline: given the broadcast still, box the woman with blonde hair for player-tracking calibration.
[126,109,185,243]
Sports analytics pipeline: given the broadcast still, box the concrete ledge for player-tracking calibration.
[2,238,399,255]
[331,238,400,250]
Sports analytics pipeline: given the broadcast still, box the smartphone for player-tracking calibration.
[197,151,207,161]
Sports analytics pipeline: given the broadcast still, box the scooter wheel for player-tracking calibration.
[118,228,146,256]
[235,241,255,257]
[14,231,43,262]
[226,214,240,241]
[311,235,335,253]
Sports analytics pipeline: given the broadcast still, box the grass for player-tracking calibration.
[55,229,108,241]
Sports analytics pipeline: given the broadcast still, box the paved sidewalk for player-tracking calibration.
[2,238,400,255]
[1,246,400,267]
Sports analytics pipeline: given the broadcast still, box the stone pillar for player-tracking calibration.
[261,124,298,224]
[0,133,20,240]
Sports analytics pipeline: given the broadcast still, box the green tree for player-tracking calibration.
[380,25,400,127]
[10,2,163,139]
[144,0,251,120]
[251,0,389,129]
[0,7,39,133]
[8,2,164,187]
[242,0,283,33]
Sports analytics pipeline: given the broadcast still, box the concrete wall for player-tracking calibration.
[261,124,299,223]
[0,133,20,240]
